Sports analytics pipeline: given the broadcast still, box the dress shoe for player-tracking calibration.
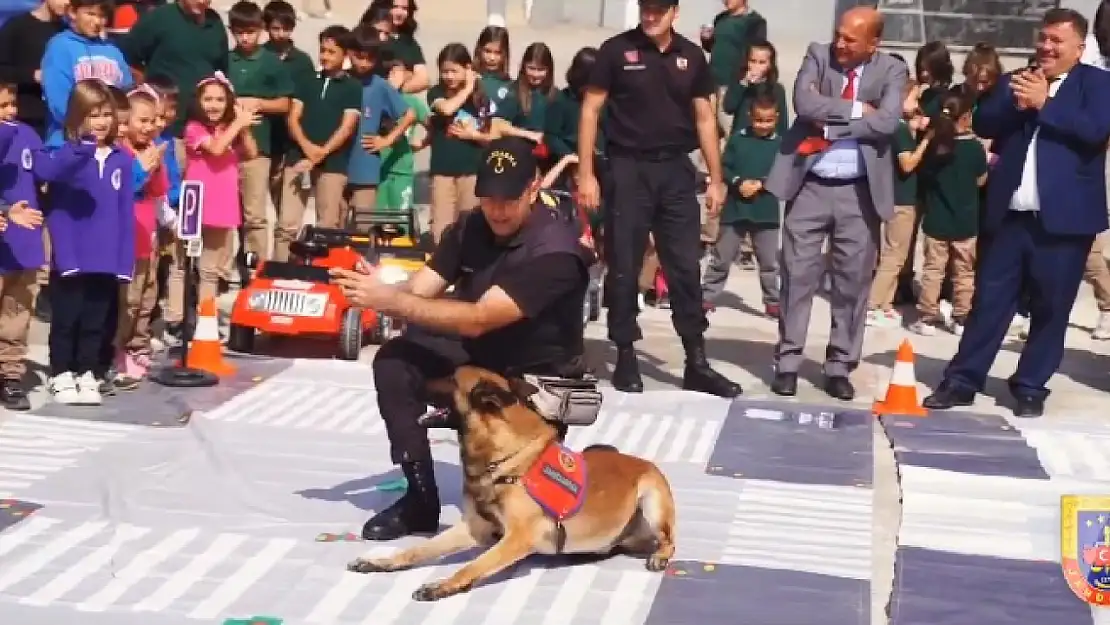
[362,460,440,541]
[611,345,644,393]
[681,336,741,398]
[824,376,855,401]
[770,372,797,397]
[1012,395,1045,418]
[921,381,975,410]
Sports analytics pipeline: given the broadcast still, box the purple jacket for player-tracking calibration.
[0,122,46,272]
[34,140,135,280]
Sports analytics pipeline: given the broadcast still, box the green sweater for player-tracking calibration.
[703,9,768,87]
[722,81,789,136]
[721,127,780,225]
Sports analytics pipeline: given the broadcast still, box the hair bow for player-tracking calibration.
[197,71,235,93]
[128,83,161,102]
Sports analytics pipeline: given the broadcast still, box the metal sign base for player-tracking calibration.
[151,366,218,388]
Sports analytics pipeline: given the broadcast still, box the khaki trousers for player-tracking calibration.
[195,227,235,306]
[347,184,379,234]
[869,204,918,310]
[239,156,272,258]
[1085,231,1110,312]
[430,175,476,243]
[918,235,976,320]
[274,168,348,261]
[0,269,37,379]
[116,258,158,355]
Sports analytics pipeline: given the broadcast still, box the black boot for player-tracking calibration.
[681,336,741,398]
[361,460,441,541]
[611,344,644,393]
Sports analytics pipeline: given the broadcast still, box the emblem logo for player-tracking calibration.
[497,86,509,99]
[557,450,577,472]
[110,168,121,191]
[486,149,516,174]
[20,148,32,170]
[364,106,372,117]
[624,50,639,63]
[1061,495,1110,605]
[677,57,688,70]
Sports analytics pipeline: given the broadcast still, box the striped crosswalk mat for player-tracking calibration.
[0,415,137,499]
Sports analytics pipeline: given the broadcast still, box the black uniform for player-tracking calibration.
[586,9,739,398]
[364,138,592,541]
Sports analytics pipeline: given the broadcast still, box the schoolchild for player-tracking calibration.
[113,86,168,389]
[277,24,362,261]
[425,43,497,242]
[701,90,781,317]
[473,26,511,113]
[495,42,557,143]
[911,88,988,337]
[913,41,955,118]
[0,83,48,410]
[183,73,260,308]
[144,74,186,344]
[720,41,788,137]
[699,0,766,127]
[344,25,414,233]
[40,0,133,146]
[226,0,294,263]
[34,79,135,406]
[544,47,604,198]
[376,56,430,233]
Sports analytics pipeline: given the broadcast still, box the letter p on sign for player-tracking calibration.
[178,180,204,241]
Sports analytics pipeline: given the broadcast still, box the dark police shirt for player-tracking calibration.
[426,194,589,372]
[587,27,715,154]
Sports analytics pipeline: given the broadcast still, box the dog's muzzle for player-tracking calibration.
[522,374,603,427]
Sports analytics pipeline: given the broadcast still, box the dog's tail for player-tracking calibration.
[636,466,677,551]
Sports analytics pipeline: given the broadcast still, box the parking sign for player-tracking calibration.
[178,181,203,240]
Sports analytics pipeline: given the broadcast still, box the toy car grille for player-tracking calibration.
[259,290,314,316]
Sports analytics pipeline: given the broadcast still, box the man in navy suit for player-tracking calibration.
[923,8,1110,418]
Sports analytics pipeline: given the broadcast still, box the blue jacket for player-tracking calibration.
[41,29,133,147]
[34,141,135,279]
[0,121,46,272]
[156,134,181,207]
[975,64,1110,237]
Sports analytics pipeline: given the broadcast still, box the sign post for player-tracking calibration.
[152,180,218,388]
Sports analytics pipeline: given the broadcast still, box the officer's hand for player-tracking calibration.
[577,173,601,212]
[330,267,396,309]
[705,181,726,217]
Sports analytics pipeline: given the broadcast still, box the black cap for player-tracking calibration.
[475,137,539,200]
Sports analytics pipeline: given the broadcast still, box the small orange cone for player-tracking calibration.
[182,298,236,377]
[873,339,927,417]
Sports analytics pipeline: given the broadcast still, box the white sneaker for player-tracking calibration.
[910,319,938,336]
[49,372,81,405]
[866,309,902,328]
[1093,312,1110,340]
[74,371,103,406]
[945,317,965,336]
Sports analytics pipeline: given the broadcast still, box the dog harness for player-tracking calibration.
[493,441,587,553]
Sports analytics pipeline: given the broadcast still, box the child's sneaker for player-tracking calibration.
[910,319,939,336]
[946,316,966,336]
[75,372,103,406]
[49,372,81,405]
[738,252,756,270]
[0,379,30,411]
[1093,312,1110,340]
[866,309,902,328]
[98,365,117,397]
[115,352,150,390]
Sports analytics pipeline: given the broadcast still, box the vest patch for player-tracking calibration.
[522,442,587,521]
[20,148,31,170]
[110,168,121,191]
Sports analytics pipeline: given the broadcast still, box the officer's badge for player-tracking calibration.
[486,149,516,174]
[1061,495,1110,605]
[20,148,32,170]
[110,168,121,191]
[676,57,688,70]
[624,50,639,63]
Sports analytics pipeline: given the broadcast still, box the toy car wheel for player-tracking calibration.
[227,324,255,353]
[339,307,364,360]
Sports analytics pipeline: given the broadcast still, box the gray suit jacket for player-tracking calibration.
[765,42,908,221]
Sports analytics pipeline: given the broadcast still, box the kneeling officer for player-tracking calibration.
[331,137,595,541]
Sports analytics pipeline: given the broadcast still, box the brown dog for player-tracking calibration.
[347,365,677,601]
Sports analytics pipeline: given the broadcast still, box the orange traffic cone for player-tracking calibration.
[182,298,236,377]
[873,339,927,417]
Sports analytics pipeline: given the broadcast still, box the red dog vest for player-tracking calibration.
[521,442,588,521]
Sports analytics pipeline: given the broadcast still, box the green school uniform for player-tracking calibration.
[919,85,947,118]
[722,80,789,136]
[378,93,430,212]
[481,72,512,114]
[228,46,296,156]
[287,71,362,174]
[892,120,918,206]
[920,135,988,240]
[496,85,555,132]
[120,3,229,136]
[387,33,425,68]
[426,84,487,176]
[721,127,780,225]
[266,42,317,162]
[706,9,767,87]
[544,87,607,159]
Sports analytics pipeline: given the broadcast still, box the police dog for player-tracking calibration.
[347,366,677,601]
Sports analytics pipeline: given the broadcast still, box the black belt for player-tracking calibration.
[806,173,865,186]
[609,146,689,162]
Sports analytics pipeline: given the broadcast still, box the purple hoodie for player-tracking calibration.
[33,139,135,280]
[0,121,46,272]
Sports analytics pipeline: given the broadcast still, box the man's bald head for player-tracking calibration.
[834,7,883,67]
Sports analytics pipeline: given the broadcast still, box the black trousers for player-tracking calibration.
[48,273,119,377]
[99,284,121,370]
[604,153,707,345]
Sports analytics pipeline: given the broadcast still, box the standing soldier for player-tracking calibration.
[576,0,740,398]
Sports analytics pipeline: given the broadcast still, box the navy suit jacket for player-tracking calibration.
[974,63,1110,237]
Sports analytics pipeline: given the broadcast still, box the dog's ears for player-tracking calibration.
[468,379,521,412]
[507,377,539,402]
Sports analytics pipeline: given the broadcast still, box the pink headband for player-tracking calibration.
[127,84,161,102]
[197,71,235,93]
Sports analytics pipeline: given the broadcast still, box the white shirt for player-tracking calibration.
[1082,33,1109,70]
[1010,73,1067,212]
[810,65,866,180]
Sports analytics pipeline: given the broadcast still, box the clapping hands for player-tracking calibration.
[1012,68,1049,110]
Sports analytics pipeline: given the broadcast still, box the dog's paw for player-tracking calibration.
[412,580,461,602]
[347,557,400,573]
[645,553,671,572]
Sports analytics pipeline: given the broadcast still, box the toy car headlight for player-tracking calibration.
[302,294,328,316]
[377,265,410,285]
[248,291,268,310]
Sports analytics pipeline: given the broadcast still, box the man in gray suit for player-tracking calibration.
[764,7,907,401]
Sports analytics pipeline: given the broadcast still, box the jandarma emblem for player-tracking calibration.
[1061,495,1110,605]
